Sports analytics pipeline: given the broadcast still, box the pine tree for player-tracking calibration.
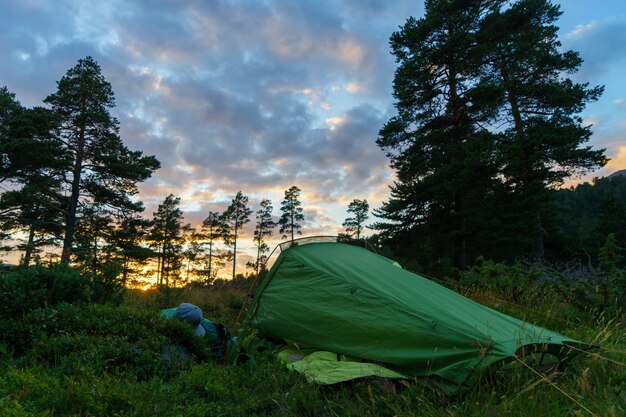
[248,199,276,276]
[222,191,252,280]
[0,90,68,260]
[73,204,113,272]
[108,214,153,286]
[150,194,185,287]
[182,231,202,284]
[200,210,225,283]
[375,0,606,269]
[0,184,64,265]
[375,0,502,270]
[342,199,369,239]
[278,186,305,241]
[481,0,606,258]
[43,57,159,263]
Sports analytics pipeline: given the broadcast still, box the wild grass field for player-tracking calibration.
[0,267,624,417]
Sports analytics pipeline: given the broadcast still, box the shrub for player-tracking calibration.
[460,258,538,301]
[0,264,126,320]
[0,265,90,318]
[83,260,126,305]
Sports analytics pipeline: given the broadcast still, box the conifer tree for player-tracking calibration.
[150,194,185,287]
[73,204,113,272]
[43,57,160,263]
[222,191,252,280]
[108,214,153,286]
[342,199,369,239]
[248,199,276,276]
[482,0,606,258]
[0,184,64,265]
[200,210,225,283]
[0,89,68,254]
[375,0,605,269]
[375,0,502,269]
[278,186,305,241]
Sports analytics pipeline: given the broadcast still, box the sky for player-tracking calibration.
[0,0,625,270]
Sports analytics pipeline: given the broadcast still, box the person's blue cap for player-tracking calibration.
[175,303,206,337]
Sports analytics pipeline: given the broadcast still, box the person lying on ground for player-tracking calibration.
[160,302,231,359]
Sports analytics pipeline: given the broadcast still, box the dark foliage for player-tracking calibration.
[375,0,605,273]
[0,264,125,319]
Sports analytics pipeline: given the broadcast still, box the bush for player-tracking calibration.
[0,264,126,320]
[83,260,126,305]
[0,265,90,318]
[459,258,538,301]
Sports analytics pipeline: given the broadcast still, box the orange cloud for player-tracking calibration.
[606,145,626,172]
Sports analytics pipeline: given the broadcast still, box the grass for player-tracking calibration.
[0,283,624,417]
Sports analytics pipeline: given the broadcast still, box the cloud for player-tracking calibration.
[606,146,626,172]
[564,17,626,80]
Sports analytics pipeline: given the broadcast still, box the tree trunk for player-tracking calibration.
[531,214,545,260]
[186,257,191,282]
[232,227,238,280]
[453,193,467,270]
[22,221,36,267]
[163,242,169,287]
[61,125,85,263]
[157,243,163,286]
[256,243,261,278]
[122,258,128,286]
[92,236,98,274]
[502,67,545,258]
[207,240,213,284]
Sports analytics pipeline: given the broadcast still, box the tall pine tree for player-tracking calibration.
[200,210,225,283]
[342,199,369,239]
[44,57,160,263]
[376,0,605,270]
[0,89,68,256]
[108,214,153,286]
[375,0,502,270]
[278,186,305,241]
[150,194,185,287]
[481,0,606,258]
[222,191,252,280]
[248,199,276,276]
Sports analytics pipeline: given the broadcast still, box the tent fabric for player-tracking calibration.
[234,241,588,394]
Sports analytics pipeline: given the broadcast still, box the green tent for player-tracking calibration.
[231,238,589,394]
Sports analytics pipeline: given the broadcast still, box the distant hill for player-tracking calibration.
[608,169,626,179]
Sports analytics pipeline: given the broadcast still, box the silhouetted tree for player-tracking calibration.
[150,194,185,287]
[342,199,369,239]
[108,213,154,286]
[199,210,226,283]
[248,199,276,276]
[222,191,252,280]
[483,0,606,258]
[44,57,159,263]
[279,185,304,241]
[375,0,605,270]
